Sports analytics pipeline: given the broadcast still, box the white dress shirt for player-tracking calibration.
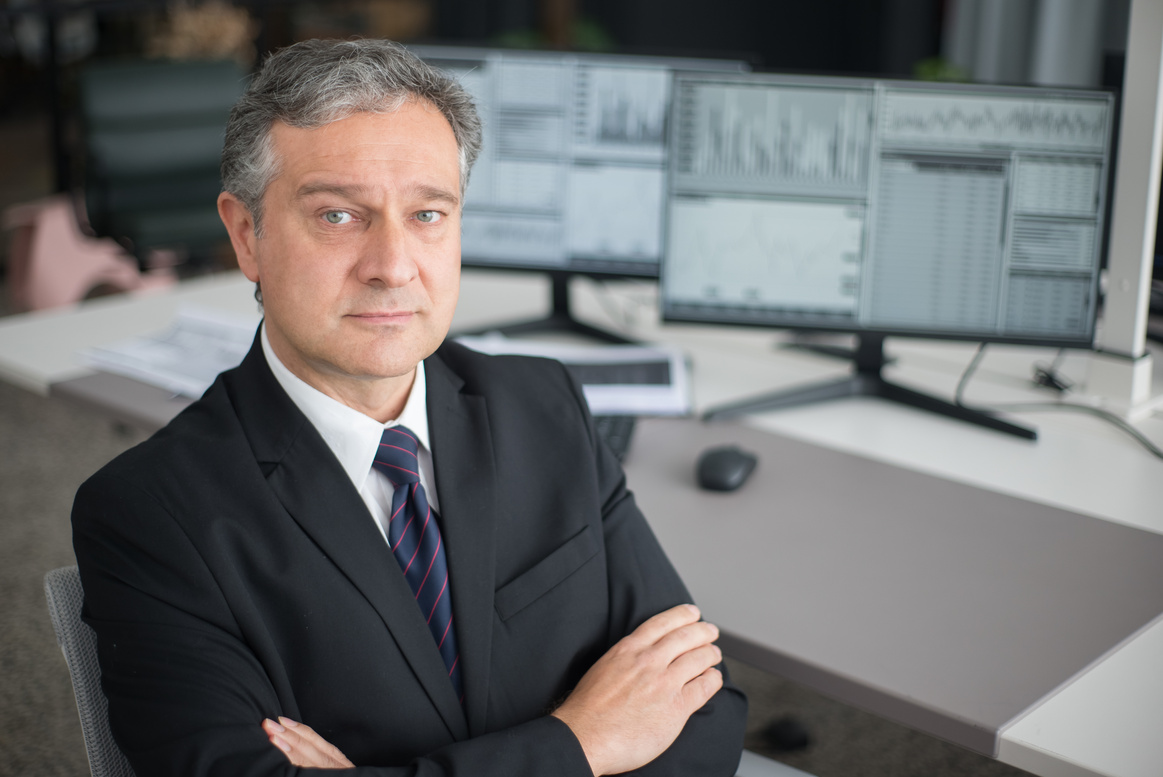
[260,325,440,546]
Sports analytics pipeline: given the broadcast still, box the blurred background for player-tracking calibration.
[0,2,1148,776]
[0,0,1139,308]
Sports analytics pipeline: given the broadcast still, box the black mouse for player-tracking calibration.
[695,445,758,492]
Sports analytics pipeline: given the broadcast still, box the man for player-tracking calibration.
[72,38,747,776]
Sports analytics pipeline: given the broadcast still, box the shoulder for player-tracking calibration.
[432,339,582,400]
[73,371,258,520]
[428,339,596,447]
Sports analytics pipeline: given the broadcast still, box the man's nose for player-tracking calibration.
[355,220,418,288]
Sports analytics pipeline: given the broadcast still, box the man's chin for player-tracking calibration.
[325,321,447,373]
[339,346,439,381]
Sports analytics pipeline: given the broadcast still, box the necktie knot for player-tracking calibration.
[373,425,421,486]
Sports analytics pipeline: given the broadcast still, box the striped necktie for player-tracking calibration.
[372,425,463,703]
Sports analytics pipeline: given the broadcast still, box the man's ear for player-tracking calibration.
[218,192,260,282]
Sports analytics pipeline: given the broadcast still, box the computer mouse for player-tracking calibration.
[695,445,758,492]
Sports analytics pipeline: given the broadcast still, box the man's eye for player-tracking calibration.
[323,211,353,224]
[416,210,442,224]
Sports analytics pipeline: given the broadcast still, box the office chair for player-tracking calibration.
[44,565,805,777]
[44,566,136,777]
[76,59,247,271]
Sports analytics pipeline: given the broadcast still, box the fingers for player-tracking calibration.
[263,717,354,768]
[263,719,300,764]
[549,605,727,776]
[626,608,720,675]
[668,641,723,682]
[681,665,725,710]
[655,620,720,663]
[626,603,703,646]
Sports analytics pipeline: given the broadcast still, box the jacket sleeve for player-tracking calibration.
[559,362,749,777]
[73,470,596,777]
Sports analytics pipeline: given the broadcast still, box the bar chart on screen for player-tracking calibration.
[674,80,874,196]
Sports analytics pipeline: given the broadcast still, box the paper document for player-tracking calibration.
[79,307,258,398]
[454,334,690,416]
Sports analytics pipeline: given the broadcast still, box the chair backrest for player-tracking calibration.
[44,566,136,777]
[76,59,247,263]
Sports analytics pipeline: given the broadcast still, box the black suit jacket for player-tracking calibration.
[72,335,747,776]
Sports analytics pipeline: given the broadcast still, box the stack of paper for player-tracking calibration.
[79,308,257,398]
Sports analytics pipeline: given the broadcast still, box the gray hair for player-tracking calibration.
[221,38,482,235]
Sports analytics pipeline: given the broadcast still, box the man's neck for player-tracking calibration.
[297,368,416,424]
[264,328,416,424]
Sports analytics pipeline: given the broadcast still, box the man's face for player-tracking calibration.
[224,101,463,393]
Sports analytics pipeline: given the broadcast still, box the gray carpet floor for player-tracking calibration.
[0,373,1032,777]
[0,379,147,776]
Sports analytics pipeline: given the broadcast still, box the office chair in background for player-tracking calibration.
[3,58,246,312]
[76,58,246,272]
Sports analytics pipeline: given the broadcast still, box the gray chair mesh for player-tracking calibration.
[44,566,136,777]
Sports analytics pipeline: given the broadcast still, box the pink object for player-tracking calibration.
[3,195,176,312]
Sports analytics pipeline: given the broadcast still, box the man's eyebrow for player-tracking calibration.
[294,182,461,208]
[411,184,461,208]
[294,182,369,201]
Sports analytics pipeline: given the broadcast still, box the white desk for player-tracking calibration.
[3,269,1162,777]
[590,277,1163,777]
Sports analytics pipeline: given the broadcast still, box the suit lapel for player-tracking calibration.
[425,350,498,738]
[227,336,468,740]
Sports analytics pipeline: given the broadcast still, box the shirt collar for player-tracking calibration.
[260,324,431,491]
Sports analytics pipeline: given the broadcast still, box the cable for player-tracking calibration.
[954,342,988,406]
[1032,348,1073,392]
[953,343,1163,460]
[592,279,654,332]
[978,400,1163,459]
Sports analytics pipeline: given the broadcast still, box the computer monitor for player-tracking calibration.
[661,72,1118,438]
[410,45,748,342]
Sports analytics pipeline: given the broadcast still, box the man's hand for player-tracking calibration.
[550,604,724,776]
[263,717,354,769]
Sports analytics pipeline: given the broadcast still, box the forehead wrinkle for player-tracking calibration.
[270,108,462,206]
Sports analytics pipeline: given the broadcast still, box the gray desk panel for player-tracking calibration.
[51,372,192,432]
[623,418,1163,757]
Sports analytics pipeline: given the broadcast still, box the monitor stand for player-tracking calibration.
[782,330,896,366]
[460,272,637,345]
[704,334,1037,440]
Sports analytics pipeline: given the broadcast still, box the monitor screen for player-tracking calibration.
[411,46,748,280]
[661,72,1117,348]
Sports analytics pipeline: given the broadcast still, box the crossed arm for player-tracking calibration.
[264,604,725,776]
